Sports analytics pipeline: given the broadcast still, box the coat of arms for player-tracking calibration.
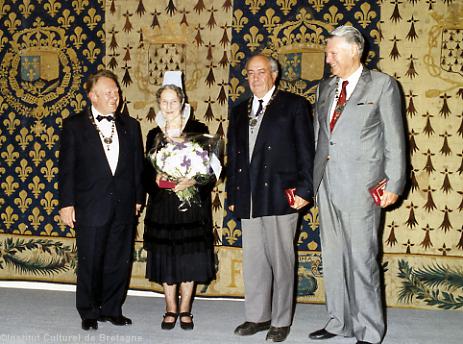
[0,24,81,118]
[424,5,463,96]
[263,8,333,102]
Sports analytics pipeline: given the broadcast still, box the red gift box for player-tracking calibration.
[368,178,387,206]
[284,188,296,206]
[158,179,177,189]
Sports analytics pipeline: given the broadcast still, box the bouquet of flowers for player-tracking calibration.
[147,132,222,210]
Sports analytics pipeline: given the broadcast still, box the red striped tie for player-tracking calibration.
[329,80,349,132]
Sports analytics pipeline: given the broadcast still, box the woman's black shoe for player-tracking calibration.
[179,312,194,330]
[161,312,178,330]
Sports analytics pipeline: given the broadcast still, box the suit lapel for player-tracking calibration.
[250,91,280,164]
[346,67,371,106]
[82,108,101,143]
[114,114,127,175]
[235,99,250,163]
[331,67,372,134]
[318,78,337,135]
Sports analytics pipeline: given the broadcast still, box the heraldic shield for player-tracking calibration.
[262,8,333,100]
[0,24,82,119]
[20,49,59,82]
[440,28,462,76]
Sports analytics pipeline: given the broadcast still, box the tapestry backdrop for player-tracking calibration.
[0,0,105,282]
[221,0,381,302]
[0,0,462,311]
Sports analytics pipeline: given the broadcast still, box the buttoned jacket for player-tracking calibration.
[313,68,406,211]
[226,90,315,219]
[59,108,144,226]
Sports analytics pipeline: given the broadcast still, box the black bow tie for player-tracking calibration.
[96,115,114,122]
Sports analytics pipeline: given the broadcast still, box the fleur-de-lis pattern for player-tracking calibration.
[0,0,462,310]
[0,1,105,240]
[222,1,380,254]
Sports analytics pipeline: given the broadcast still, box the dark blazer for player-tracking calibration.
[226,90,315,219]
[59,108,144,226]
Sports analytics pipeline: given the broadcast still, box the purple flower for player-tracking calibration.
[196,149,208,162]
[181,155,191,169]
[173,142,187,150]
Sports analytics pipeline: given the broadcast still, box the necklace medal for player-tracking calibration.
[89,113,116,150]
[248,90,278,133]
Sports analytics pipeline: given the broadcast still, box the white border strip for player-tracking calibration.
[0,281,242,301]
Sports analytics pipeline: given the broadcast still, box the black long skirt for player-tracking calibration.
[143,188,215,285]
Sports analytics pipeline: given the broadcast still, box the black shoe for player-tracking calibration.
[309,328,336,340]
[98,315,132,326]
[179,312,194,330]
[234,321,271,336]
[356,341,373,344]
[266,326,290,342]
[81,319,98,330]
[161,312,178,330]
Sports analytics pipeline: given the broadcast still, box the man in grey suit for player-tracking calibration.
[227,54,314,342]
[309,26,406,344]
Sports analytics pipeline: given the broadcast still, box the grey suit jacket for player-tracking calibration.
[313,67,406,212]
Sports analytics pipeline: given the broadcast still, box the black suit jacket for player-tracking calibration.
[58,108,144,226]
[226,90,315,219]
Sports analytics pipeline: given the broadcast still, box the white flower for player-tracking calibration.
[147,132,222,210]
[154,141,210,180]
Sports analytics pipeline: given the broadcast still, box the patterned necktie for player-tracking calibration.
[96,115,114,122]
[250,99,264,129]
[329,80,349,132]
[255,99,264,116]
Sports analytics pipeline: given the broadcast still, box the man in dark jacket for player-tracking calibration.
[227,54,315,342]
[59,70,144,331]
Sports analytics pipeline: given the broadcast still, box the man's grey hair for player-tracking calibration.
[246,54,279,76]
[329,26,364,56]
[267,56,279,75]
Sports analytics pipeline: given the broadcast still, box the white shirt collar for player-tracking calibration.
[346,64,363,83]
[341,65,362,85]
[253,85,276,105]
[338,65,363,99]
[91,105,114,119]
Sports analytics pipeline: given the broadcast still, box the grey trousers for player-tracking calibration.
[241,213,299,327]
[318,179,384,344]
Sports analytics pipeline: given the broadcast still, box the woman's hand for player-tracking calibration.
[174,178,196,192]
[155,173,168,187]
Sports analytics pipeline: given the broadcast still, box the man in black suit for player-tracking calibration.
[227,54,315,342]
[59,70,144,330]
